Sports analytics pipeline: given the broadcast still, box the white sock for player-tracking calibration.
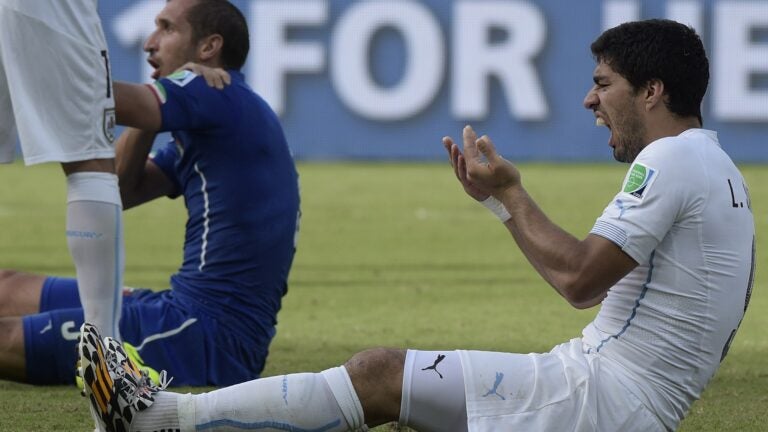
[66,172,124,340]
[132,367,368,432]
[130,392,184,432]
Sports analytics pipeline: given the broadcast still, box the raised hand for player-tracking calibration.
[443,125,521,201]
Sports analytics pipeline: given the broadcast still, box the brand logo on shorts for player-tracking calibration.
[421,354,446,379]
[103,108,116,143]
[622,162,657,200]
[481,372,506,400]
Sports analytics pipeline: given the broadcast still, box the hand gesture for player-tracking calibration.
[443,125,520,201]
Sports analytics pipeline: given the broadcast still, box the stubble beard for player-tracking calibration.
[612,106,646,163]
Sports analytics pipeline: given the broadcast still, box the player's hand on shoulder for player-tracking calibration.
[179,62,231,90]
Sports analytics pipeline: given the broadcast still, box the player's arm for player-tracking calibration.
[497,187,636,309]
[444,126,637,309]
[115,128,175,210]
[113,81,162,131]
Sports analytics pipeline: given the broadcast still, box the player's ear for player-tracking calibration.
[643,79,665,112]
[197,34,224,64]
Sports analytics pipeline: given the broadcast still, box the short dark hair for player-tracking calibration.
[591,19,709,124]
[185,0,250,70]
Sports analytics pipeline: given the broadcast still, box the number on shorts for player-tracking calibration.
[101,50,112,99]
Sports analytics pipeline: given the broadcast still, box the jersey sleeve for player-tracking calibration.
[590,139,698,264]
[149,140,182,199]
[146,70,233,132]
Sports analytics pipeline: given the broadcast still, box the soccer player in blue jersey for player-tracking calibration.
[0,0,299,389]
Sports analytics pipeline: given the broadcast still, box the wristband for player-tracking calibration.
[480,196,511,222]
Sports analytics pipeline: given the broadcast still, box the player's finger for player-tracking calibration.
[462,125,479,161]
[457,154,470,184]
[446,143,463,180]
[476,135,501,165]
[442,136,455,164]
[213,75,225,90]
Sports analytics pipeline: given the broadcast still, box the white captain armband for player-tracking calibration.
[481,196,511,222]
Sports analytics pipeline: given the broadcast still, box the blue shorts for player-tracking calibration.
[23,277,269,386]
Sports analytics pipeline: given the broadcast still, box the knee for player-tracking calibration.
[0,269,19,284]
[0,270,20,302]
[344,348,406,426]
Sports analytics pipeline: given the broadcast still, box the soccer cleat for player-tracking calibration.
[78,322,172,432]
[123,341,162,386]
[76,343,160,392]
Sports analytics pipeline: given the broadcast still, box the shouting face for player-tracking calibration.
[584,61,647,163]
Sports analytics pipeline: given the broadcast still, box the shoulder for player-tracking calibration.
[634,130,718,175]
[155,70,204,93]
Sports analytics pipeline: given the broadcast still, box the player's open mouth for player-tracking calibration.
[147,59,160,80]
[594,114,614,147]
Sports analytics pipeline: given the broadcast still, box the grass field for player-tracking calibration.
[0,161,766,431]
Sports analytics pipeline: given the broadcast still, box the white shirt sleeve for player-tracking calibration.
[590,138,702,264]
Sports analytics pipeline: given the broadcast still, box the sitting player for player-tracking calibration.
[0,0,299,388]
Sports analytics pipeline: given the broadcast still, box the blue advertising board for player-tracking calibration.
[100,0,767,161]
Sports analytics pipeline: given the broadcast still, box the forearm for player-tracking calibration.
[497,185,600,306]
[116,128,156,209]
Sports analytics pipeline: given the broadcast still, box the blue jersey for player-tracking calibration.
[23,70,299,386]
[149,70,299,344]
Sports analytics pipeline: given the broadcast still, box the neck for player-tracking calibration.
[644,116,701,146]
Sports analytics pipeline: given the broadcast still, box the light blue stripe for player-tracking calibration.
[196,418,342,431]
[590,220,628,248]
[595,250,655,352]
[113,204,122,338]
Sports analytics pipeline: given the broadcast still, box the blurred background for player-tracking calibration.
[98,0,768,162]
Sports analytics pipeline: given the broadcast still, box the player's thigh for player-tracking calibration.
[400,349,467,432]
[459,339,663,432]
[0,6,115,165]
[0,270,47,316]
[459,340,593,431]
[119,289,217,386]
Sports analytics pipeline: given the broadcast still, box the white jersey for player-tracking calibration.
[586,129,755,430]
[0,0,101,38]
[0,0,115,165]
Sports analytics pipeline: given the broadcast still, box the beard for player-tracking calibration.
[610,103,646,163]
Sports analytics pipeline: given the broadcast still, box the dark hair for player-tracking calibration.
[591,19,709,124]
[185,0,250,70]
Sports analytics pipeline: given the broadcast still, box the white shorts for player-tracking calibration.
[0,0,115,165]
[458,338,667,431]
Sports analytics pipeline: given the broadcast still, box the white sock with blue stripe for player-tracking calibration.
[66,172,123,340]
[132,367,367,432]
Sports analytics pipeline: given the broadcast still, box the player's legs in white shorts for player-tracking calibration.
[0,1,124,341]
[0,1,115,165]
[400,339,666,431]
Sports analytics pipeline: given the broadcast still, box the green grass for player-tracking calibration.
[0,162,766,431]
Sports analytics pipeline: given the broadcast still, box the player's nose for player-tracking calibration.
[583,87,599,110]
[143,31,159,53]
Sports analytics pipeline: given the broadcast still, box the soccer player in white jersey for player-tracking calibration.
[79,18,754,432]
[0,1,125,342]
